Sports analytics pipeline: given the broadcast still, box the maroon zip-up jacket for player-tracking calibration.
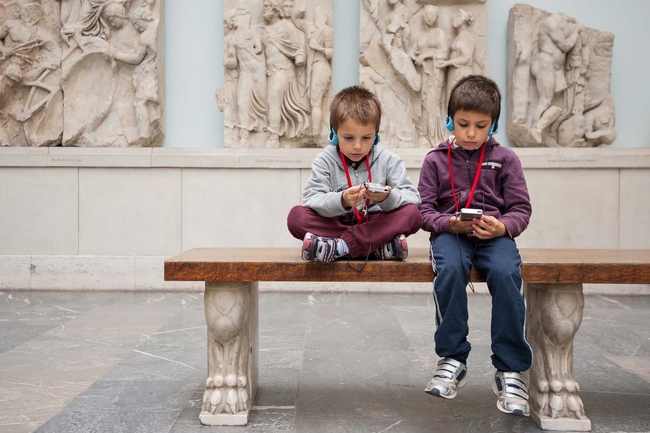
[418,136,532,240]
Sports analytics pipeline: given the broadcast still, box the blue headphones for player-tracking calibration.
[328,127,380,146]
[444,76,501,136]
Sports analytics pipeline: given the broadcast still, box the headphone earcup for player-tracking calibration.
[373,133,380,146]
[444,116,454,132]
[328,128,338,145]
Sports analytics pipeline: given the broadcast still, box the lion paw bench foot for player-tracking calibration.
[200,281,259,425]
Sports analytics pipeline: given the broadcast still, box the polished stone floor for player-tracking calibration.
[1,290,649,433]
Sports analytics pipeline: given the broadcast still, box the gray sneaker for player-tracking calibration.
[424,357,467,399]
[492,371,530,416]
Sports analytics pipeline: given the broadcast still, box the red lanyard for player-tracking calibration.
[447,144,485,212]
[340,150,371,223]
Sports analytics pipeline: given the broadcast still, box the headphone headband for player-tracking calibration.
[328,127,380,146]
[444,76,501,136]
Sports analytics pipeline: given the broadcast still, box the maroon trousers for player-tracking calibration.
[287,204,422,258]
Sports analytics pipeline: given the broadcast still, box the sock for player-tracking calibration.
[334,239,349,258]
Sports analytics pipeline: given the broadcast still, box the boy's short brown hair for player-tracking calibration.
[447,75,501,124]
[329,85,382,133]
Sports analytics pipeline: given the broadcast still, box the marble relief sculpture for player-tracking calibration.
[223,8,267,143]
[62,0,164,147]
[507,4,616,147]
[261,0,311,147]
[305,7,333,137]
[359,0,487,148]
[218,0,333,148]
[0,0,164,147]
[409,5,447,145]
[0,1,61,147]
[441,8,484,104]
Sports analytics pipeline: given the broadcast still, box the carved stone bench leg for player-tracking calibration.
[200,281,258,426]
[525,283,591,431]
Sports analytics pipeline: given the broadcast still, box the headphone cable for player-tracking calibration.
[345,146,378,273]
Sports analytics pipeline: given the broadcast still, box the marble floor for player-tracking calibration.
[1,290,649,433]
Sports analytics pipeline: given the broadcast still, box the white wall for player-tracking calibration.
[163,0,650,148]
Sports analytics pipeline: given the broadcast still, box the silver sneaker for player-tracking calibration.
[492,371,530,416]
[424,357,467,399]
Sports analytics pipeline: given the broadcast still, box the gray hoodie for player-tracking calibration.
[303,144,421,218]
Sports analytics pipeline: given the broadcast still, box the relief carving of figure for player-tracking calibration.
[223,8,267,144]
[219,18,239,139]
[72,0,128,52]
[281,0,309,97]
[106,6,162,145]
[384,0,410,51]
[261,0,310,147]
[0,5,37,62]
[380,0,420,94]
[62,0,125,146]
[565,25,589,117]
[359,1,488,148]
[555,24,592,147]
[583,96,616,145]
[0,2,62,146]
[507,5,616,148]
[0,63,22,146]
[441,9,477,104]
[306,8,332,138]
[409,5,447,146]
[0,0,163,147]
[529,12,579,144]
[359,0,379,55]
[59,0,164,147]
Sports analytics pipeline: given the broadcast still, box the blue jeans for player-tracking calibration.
[430,233,532,372]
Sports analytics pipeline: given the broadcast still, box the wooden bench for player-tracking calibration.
[164,248,650,431]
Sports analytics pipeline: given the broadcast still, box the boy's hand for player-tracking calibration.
[472,215,506,240]
[341,185,365,208]
[450,215,474,234]
[361,184,392,203]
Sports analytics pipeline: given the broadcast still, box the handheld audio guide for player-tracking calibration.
[459,208,483,221]
[363,182,390,194]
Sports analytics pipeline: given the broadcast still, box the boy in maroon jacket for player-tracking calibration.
[418,75,533,417]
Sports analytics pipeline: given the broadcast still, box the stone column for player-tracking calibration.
[525,283,591,431]
[200,281,259,426]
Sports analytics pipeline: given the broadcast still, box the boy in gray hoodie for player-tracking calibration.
[418,75,533,417]
[287,85,422,262]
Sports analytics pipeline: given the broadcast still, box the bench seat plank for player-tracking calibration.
[165,248,650,284]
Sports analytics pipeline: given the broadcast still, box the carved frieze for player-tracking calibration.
[219,0,334,148]
[359,0,487,148]
[0,0,164,147]
[507,4,615,147]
